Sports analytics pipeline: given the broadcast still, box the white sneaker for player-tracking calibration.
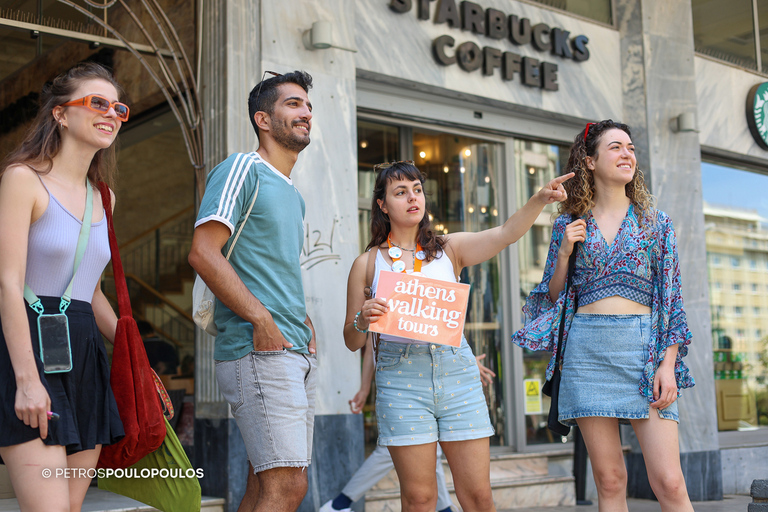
[319,499,351,512]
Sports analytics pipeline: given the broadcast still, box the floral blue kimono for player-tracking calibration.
[512,204,695,401]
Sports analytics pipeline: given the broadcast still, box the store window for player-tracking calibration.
[514,139,570,445]
[703,161,768,430]
[692,0,768,72]
[357,119,506,448]
[108,110,196,392]
[529,0,612,25]
[0,0,104,80]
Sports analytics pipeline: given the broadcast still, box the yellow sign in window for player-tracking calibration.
[524,378,542,415]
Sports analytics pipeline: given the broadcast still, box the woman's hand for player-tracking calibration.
[357,297,389,331]
[534,172,574,205]
[476,354,496,387]
[651,362,677,410]
[349,386,370,414]
[16,378,51,439]
[559,219,586,257]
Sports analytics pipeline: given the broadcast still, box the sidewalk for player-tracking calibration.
[502,494,752,512]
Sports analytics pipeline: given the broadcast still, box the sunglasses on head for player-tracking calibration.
[253,70,283,112]
[60,94,130,122]
[373,160,415,173]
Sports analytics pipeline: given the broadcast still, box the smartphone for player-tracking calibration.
[37,313,72,373]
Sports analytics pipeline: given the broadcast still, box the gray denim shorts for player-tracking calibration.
[215,348,317,473]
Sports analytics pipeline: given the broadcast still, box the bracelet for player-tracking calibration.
[353,311,368,334]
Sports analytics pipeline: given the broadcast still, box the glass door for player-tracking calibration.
[357,119,506,447]
[514,139,571,445]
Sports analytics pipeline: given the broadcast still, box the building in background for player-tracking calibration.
[704,202,768,430]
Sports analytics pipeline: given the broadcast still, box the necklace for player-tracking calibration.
[387,234,426,273]
[389,239,416,252]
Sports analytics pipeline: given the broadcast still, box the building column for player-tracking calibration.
[195,1,364,510]
[195,1,263,511]
[616,0,723,501]
[258,1,364,509]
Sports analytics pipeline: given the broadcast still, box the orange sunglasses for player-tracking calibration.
[60,94,130,122]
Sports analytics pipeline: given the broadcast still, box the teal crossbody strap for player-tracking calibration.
[24,181,94,315]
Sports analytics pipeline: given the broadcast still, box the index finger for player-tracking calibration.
[38,414,48,440]
[553,172,575,184]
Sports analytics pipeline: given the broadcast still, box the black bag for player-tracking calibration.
[542,242,579,437]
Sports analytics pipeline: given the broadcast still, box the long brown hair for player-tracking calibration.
[0,62,124,188]
[366,161,446,260]
[558,119,655,226]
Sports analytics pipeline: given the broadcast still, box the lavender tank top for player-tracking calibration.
[25,183,110,304]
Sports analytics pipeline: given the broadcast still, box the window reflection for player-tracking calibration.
[760,0,768,71]
[413,128,504,445]
[0,0,105,80]
[703,161,768,430]
[515,139,570,444]
[692,0,758,70]
[528,0,612,25]
[357,120,505,447]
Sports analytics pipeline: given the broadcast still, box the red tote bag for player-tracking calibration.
[97,182,166,469]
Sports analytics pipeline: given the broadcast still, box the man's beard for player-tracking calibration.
[271,118,310,152]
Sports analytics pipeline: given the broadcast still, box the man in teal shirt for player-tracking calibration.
[189,70,316,512]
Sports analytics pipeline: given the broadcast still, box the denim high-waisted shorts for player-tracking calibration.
[375,339,494,446]
[559,313,678,426]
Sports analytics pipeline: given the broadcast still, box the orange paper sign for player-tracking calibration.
[370,270,471,347]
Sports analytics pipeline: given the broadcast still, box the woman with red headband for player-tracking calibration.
[514,120,695,511]
[0,62,125,511]
[344,161,571,512]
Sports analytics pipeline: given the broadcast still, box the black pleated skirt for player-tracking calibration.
[0,296,124,455]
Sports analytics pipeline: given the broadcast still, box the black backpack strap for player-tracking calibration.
[555,244,579,369]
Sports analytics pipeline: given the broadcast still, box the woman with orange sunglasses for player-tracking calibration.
[0,62,126,511]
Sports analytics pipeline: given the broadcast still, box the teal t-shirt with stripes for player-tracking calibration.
[195,152,311,360]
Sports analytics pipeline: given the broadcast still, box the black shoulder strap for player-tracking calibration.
[555,240,579,368]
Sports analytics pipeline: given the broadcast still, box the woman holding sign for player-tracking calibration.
[344,161,571,512]
[513,120,694,511]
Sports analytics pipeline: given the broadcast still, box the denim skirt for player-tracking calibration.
[559,313,678,426]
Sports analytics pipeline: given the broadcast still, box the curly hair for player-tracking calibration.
[558,119,655,227]
[0,61,123,189]
[366,161,446,261]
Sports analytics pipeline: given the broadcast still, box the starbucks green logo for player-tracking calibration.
[747,82,768,150]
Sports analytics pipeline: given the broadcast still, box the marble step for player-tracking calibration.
[0,489,226,512]
[365,448,576,511]
[364,474,575,511]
